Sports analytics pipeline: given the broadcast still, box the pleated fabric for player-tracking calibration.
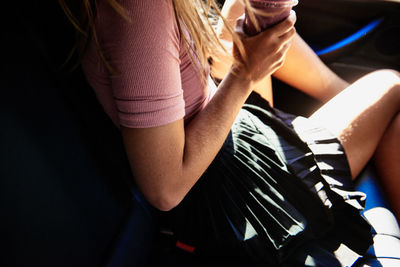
[165,99,373,266]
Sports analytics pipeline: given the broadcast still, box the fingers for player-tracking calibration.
[234,14,246,37]
[278,27,296,46]
[272,42,291,69]
[230,10,296,81]
[234,10,296,38]
[266,16,296,55]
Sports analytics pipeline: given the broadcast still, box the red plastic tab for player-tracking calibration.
[176,240,196,253]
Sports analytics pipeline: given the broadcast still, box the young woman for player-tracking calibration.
[60,0,400,265]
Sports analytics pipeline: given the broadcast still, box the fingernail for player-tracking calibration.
[289,10,296,21]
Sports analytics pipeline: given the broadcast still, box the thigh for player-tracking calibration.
[253,75,274,105]
[308,70,400,178]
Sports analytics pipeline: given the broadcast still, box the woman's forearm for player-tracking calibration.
[181,71,253,188]
[164,17,296,209]
[122,71,253,211]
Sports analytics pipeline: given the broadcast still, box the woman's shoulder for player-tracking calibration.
[96,0,179,41]
[97,0,175,22]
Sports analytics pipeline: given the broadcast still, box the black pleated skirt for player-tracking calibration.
[165,95,373,266]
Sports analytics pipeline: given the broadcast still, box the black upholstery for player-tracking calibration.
[1,2,155,266]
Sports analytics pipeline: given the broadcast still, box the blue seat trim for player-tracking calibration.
[315,18,383,56]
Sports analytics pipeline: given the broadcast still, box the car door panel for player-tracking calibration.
[295,0,400,81]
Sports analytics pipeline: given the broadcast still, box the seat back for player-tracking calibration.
[1,2,156,266]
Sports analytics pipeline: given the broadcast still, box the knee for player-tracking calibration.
[372,69,400,87]
[367,69,400,104]
[372,69,400,78]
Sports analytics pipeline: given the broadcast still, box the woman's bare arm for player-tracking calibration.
[122,15,296,211]
[122,72,252,211]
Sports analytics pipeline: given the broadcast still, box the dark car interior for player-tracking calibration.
[2,0,399,266]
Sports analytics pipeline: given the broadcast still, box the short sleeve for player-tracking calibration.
[96,0,185,128]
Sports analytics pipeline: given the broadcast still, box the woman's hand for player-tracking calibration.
[232,11,297,84]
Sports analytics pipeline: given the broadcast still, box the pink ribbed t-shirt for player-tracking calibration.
[82,0,213,128]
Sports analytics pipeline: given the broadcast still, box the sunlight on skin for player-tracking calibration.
[311,70,399,139]
[308,70,400,224]
[310,70,400,179]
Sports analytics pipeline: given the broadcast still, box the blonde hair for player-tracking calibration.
[58,0,244,76]
[172,0,231,70]
[58,0,129,72]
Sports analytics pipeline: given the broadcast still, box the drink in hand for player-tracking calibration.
[243,0,298,36]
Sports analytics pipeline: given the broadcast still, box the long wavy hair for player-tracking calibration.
[58,0,255,75]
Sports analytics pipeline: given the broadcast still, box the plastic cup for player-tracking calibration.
[243,0,298,36]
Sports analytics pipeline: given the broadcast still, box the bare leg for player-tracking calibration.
[374,113,400,220]
[253,75,274,105]
[308,69,400,217]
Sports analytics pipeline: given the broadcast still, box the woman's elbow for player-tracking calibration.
[146,190,183,212]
